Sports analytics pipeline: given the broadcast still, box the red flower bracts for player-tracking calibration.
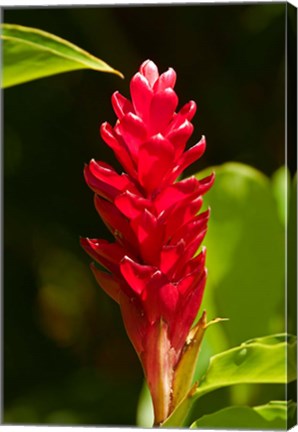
[81,60,214,425]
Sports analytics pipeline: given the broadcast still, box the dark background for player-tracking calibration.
[3,3,288,426]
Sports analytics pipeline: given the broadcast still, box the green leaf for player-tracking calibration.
[195,334,296,399]
[190,400,297,429]
[196,163,285,355]
[255,400,297,424]
[1,23,123,88]
[162,334,296,427]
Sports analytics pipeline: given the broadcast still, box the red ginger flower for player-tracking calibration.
[81,60,214,425]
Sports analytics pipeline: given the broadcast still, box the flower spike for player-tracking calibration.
[82,60,214,425]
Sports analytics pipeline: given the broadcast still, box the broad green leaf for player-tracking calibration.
[162,334,296,427]
[196,163,285,355]
[1,23,123,88]
[190,400,297,429]
[195,334,296,399]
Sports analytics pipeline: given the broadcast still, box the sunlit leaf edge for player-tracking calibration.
[1,23,123,88]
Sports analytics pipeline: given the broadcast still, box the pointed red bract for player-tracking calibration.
[82,60,214,424]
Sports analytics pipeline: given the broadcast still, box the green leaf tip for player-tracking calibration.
[1,23,124,88]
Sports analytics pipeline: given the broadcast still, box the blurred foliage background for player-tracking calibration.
[3,3,295,427]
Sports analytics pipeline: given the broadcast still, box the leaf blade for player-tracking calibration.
[196,333,296,399]
[196,163,285,354]
[1,23,123,88]
[190,401,296,429]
